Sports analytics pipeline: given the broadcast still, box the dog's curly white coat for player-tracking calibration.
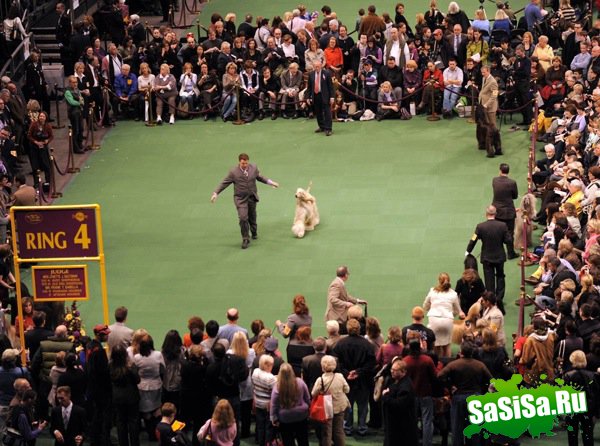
[292,187,320,238]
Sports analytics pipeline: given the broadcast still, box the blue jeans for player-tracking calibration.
[222,94,237,118]
[416,396,434,446]
[443,86,461,112]
[255,407,273,446]
[344,384,369,434]
[451,393,480,446]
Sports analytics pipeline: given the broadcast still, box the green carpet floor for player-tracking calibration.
[39,1,599,443]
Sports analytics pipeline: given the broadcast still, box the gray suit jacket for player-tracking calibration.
[214,163,270,204]
[325,277,357,324]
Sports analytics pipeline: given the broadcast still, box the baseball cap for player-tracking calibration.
[265,337,278,352]
[93,324,111,336]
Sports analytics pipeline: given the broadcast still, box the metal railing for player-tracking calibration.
[0,32,34,81]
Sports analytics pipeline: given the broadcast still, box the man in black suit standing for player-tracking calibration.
[51,386,87,446]
[466,205,511,314]
[492,163,519,259]
[306,59,334,136]
[211,153,280,249]
[55,3,73,76]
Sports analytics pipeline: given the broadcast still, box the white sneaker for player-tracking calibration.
[156,117,162,125]
[169,115,175,125]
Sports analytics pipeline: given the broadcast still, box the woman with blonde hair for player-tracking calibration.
[376,81,401,121]
[127,328,149,360]
[423,273,464,357]
[276,294,312,341]
[311,355,349,446]
[270,363,310,446]
[221,61,239,121]
[137,62,155,122]
[152,63,177,124]
[228,331,255,438]
[575,273,599,309]
[198,399,237,446]
[493,9,512,34]
[563,351,596,445]
[472,8,490,37]
[583,218,600,262]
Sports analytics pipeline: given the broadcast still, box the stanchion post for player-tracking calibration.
[35,170,43,204]
[528,100,539,194]
[67,127,80,174]
[232,84,244,125]
[426,83,440,122]
[52,83,65,129]
[145,90,157,127]
[168,4,175,28]
[86,102,100,150]
[196,19,201,39]
[48,150,63,198]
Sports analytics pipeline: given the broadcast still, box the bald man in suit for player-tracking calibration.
[211,153,279,249]
[325,266,367,334]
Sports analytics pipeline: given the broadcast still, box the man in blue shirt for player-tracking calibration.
[524,0,543,31]
[113,63,138,119]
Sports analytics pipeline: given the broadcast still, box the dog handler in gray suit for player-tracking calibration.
[211,153,279,249]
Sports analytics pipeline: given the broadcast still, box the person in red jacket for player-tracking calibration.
[418,61,444,114]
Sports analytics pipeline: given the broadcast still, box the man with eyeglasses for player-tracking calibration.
[564,22,590,69]
[381,357,418,445]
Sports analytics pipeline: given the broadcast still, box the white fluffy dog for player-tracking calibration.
[292,184,320,238]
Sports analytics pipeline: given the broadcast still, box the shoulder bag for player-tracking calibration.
[309,376,334,423]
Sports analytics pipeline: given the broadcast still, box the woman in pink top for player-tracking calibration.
[198,399,237,446]
[583,219,600,263]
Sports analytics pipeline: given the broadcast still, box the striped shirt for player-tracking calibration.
[252,368,276,410]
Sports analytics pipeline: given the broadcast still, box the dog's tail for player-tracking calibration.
[306,180,313,194]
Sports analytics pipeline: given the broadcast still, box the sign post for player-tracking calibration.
[10,205,108,364]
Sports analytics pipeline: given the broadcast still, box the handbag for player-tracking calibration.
[373,363,390,402]
[2,428,23,446]
[309,376,334,423]
[199,422,217,446]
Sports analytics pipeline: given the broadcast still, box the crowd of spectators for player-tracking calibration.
[14,0,595,130]
[0,1,598,446]
[0,273,598,446]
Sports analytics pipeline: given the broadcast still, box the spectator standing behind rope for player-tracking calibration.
[64,76,85,154]
[198,399,237,446]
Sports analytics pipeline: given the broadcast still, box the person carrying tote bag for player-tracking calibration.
[311,355,350,446]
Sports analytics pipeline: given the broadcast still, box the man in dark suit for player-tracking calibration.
[306,59,334,136]
[25,311,53,361]
[466,205,511,313]
[492,163,519,259]
[447,24,468,68]
[56,3,73,76]
[534,257,577,310]
[51,386,86,446]
[211,153,280,249]
[301,337,327,391]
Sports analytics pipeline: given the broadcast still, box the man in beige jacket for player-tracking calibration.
[324,266,367,334]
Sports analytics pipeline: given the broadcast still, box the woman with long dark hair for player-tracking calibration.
[161,329,183,406]
[181,345,210,446]
[110,345,140,446]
